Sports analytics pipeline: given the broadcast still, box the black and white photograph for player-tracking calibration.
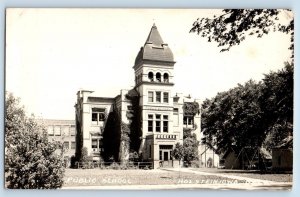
[4,8,294,190]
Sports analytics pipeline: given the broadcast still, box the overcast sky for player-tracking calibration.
[6,9,293,120]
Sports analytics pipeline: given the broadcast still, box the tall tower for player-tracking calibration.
[133,24,180,168]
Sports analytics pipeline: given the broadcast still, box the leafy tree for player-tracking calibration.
[5,93,65,189]
[174,128,199,165]
[190,9,294,57]
[202,80,266,154]
[201,63,293,155]
[172,143,184,162]
[261,62,294,150]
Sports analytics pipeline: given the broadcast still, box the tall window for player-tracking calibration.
[70,125,76,136]
[71,141,76,149]
[163,115,168,132]
[62,126,70,136]
[156,91,161,102]
[54,126,61,136]
[63,141,69,150]
[92,139,98,149]
[148,91,154,102]
[148,114,153,132]
[156,114,161,132]
[47,126,54,136]
[163,73,169,83]
[163,92,169,103]
[92,108,105,125]
[148,72,154,82]
[156,72,161,82]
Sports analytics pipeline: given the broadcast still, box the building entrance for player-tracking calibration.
[159,145,173,168]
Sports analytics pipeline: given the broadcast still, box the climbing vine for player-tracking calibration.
[183,102,200,116]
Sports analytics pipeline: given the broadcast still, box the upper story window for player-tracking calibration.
[163,73,169,83]
[148,114,153,132]
[62,126,70,136]
[148,72,154,82]
[54,126,61,136]
[92,108,105,125]
[173,108,179,114]
[47,126,54,136]
[183,116,194,126]
[148,91,154,102]
[70,125,76,136]
[156,72,161,82]
[163,92,169,103]
[156,91,161,102]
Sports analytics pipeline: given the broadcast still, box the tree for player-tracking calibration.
[172,143,184,163]
[261,62,294,150]
[201,63,293,155]
[5,93,65,189]
[190,9,294,58]
[172,129,199,166]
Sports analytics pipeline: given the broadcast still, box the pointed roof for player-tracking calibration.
[145,24,164,46]
[134,24,175,67]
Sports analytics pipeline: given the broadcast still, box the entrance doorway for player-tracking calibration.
[159,145,173,168]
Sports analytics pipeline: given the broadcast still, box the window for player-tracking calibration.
[62,126,70,136]
[163,115,168,132]
[156,120,161,132]
[163,73,169,83]
[148,72,154,82]
[71,141,76,149]
[159,150,162,160]
[156,72,161,82]
[92,108,105,125]
[163,92,169,103]
[173,108,179,114]
[54,126,61,136]
[184,116,193,126]
[156,91,161,102]
[70,125,76,136]
[47,126,54,136]
[156,114,161,132]
[92,139,98,149]
[148,91,154,102]
[63,141,69,150]
[148,115,153,132]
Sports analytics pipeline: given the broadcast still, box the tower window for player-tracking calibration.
[148,72,154,82]
[156,91,161,102]
[163,92,169,103]
[148,91,154,102]
[156,72,161,82]
[148,114,153,132]
[163,73,169,83]
[163,115,168,132]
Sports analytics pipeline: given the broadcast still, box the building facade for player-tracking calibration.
[75,24,203,168]
[40,119,76,167]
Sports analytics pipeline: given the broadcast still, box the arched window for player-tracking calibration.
[148,72,154,82]
[156,72,161,82]
[163,73,169,83]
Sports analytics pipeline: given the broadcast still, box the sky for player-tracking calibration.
[6,8,293,120]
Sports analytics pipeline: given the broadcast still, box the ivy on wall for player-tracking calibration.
[183,102,200,116]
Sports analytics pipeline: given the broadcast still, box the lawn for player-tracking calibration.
[63,168,245,187]
[191,168,293,182]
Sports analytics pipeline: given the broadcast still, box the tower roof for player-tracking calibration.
[134,24,174,67]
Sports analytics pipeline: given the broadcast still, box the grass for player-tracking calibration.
[191,168,293,182]
[63,168,245,187]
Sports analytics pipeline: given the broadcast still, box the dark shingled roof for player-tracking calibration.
[135,24,174,66]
